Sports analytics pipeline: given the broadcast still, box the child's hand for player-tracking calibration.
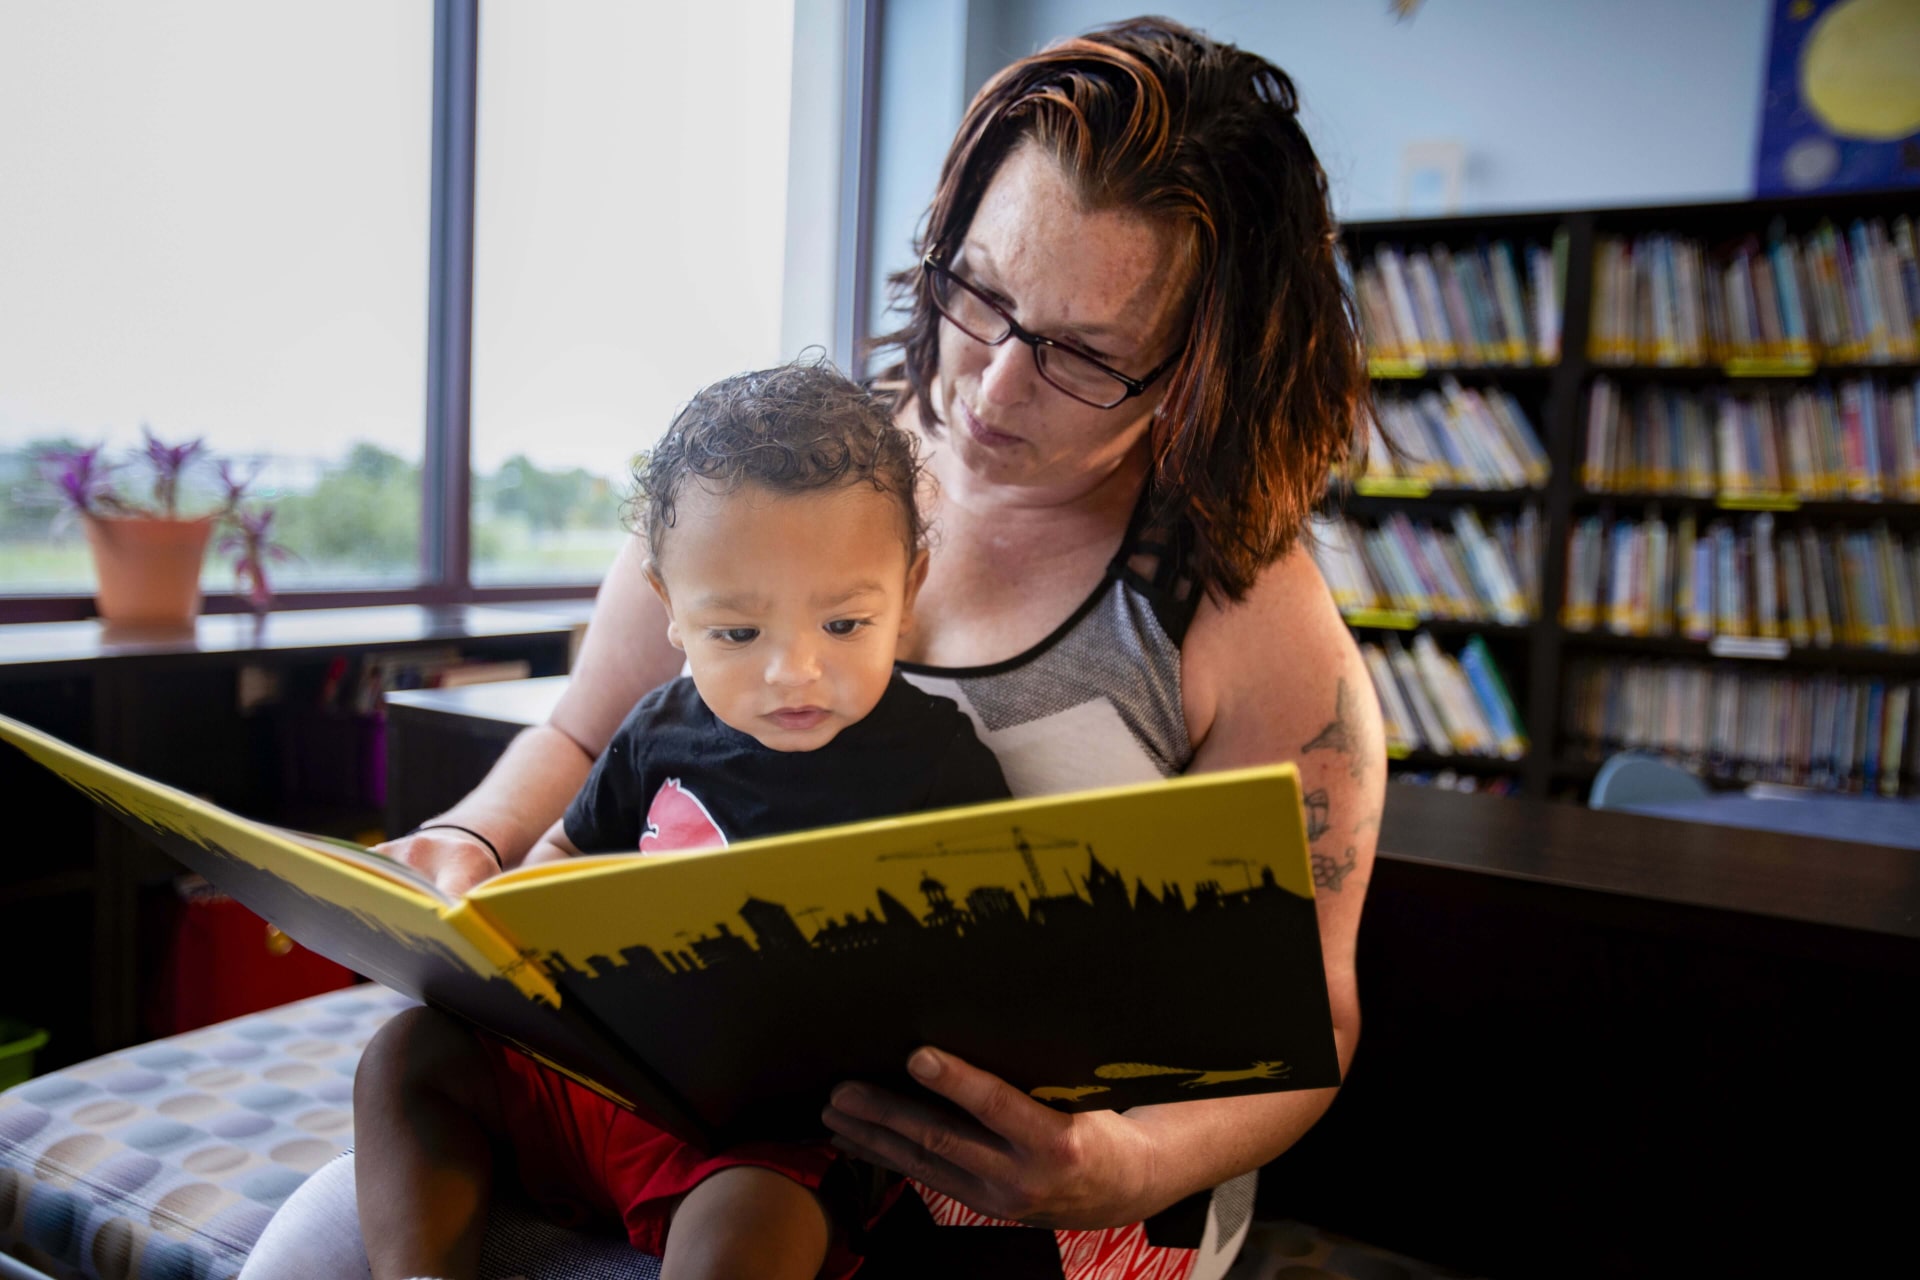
[382,828,502,898]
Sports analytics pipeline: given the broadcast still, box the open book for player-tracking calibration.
[0,712,1340,1150]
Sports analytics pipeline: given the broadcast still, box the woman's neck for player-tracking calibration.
[922,432,1151,541]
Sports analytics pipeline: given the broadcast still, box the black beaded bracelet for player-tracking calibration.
[409,823,503,868]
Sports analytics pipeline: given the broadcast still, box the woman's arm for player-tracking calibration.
[1121,541,1381,1197]
[385,536,685,895]
[823,546,1383,1226]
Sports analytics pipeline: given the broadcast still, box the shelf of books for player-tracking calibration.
[1339,211,1568,797]
[1341,191,1919,801]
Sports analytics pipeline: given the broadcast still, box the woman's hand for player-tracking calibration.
[378,829,500,898]
[822,1047,1161,1231]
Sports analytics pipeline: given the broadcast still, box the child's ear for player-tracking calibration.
[899,548,931,633]
[646,568,685,651]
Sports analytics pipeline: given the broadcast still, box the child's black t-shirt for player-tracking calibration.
[563,672,1011,854]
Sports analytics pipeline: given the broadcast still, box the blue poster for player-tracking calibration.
[1754,0,1920,196]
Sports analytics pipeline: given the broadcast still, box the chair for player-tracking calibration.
[1588,751,1710,810]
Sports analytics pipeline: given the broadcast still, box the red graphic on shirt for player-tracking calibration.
[911,1183,1202,1278]
[639,778,729,854]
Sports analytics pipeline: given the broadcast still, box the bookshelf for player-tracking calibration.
[1336,189,1919,802]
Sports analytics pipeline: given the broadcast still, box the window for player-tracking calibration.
[0,1,805,612]
[0,2,435,597]
[469,1,795,585]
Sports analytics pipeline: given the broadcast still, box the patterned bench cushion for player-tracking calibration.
[0,986,413,1280]
[0,989,1466,1280]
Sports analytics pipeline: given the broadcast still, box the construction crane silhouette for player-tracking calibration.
[1210,857,1255,890]
[878,826,1079,900]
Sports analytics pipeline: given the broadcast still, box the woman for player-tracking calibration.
[244,17,1381,1280]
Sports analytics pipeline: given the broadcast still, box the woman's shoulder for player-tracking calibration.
[1178,542,1362,749]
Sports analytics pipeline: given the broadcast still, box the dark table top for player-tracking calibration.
[0,604,587,668]
[1613,792,1920,851]
[1378,782,1920,942]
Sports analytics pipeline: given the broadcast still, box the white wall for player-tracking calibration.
[868,0,1776,332]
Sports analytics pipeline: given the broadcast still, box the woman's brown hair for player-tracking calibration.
[873,16,1368,602]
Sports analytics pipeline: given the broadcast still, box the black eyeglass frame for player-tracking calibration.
[921,253,1185,409]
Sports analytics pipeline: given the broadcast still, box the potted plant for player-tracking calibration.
[42,428,290,626]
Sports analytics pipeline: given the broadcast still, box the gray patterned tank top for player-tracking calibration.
[898,497,1204,796]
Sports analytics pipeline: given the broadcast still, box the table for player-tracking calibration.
[1616,791,1920,850]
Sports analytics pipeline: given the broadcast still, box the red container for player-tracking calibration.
[153,884,359,1034]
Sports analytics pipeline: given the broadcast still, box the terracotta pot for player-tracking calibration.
[83,514,216,627]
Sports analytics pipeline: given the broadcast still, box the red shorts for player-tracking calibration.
[479,1036,882,1276]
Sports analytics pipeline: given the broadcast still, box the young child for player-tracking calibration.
[352,360,1009,1280]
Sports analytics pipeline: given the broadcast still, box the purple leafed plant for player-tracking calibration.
[42,426,290,608]
[39,445,124,517]
[140,426,206,518]
[41,426,251,522]
[216,506,295,612]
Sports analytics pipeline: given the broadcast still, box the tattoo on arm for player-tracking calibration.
[1302,678,1367,780]
[1304,788,1330,843]
[1313,846,1359,893]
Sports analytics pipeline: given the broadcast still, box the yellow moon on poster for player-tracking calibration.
[1800,0,1920,139]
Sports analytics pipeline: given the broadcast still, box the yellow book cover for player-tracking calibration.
[0,712,1339,1150]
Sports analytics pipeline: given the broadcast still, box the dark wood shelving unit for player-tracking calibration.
[1342,191,1920,801]
[1559,626,1920,672]
[1389,748,1527,775]
[1341,616,1533,639]
[1337,485,1545,510]
[1586,359,1920,383]
[1572,490,1920,523]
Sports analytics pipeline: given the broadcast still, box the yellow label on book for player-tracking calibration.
[1368,357,1428,379]
[1386,743,1412,761]
[1724,355,1816,377]
[1717,492,1801,511]
[1353,476,1433,498]
[1343,607,1420,630]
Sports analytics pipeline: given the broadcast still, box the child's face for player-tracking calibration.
[648,480,928,752]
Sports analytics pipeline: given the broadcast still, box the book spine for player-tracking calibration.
[1584,380,1614,490]
[1461,635,1527,758]
[1363,643,1423,753]
[1753,514,1779,639]
[1780,535,1810,648]
[1851,220,1885,359]
[1378,247,1424,362]
[1880,684,1911,797]
[1490,241,1530,365]
[1408,250,1455,363]
[1388,634,1453,751]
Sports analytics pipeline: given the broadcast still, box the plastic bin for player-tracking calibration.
[0,1019,48,1090]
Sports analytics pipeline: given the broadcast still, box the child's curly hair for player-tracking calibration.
[627,355,925,564]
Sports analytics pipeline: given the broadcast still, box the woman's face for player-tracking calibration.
[930,141,1190,496]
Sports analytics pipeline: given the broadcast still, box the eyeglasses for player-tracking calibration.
[922,253,1183,410]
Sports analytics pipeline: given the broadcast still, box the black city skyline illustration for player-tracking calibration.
[544,826,1303,982]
